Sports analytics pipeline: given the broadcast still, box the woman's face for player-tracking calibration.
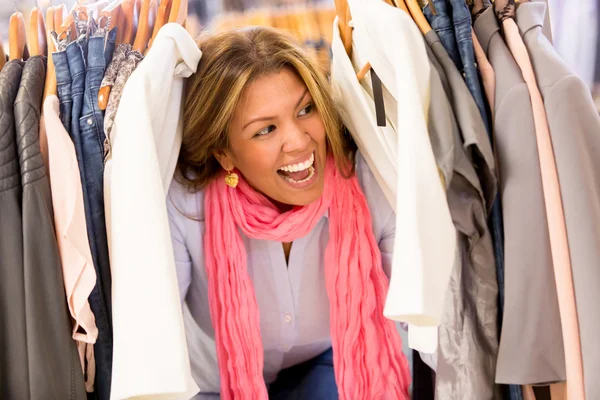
[216,67,327,208]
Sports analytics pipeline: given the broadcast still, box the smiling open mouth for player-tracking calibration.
[277,153,315,184]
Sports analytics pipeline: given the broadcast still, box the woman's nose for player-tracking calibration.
[281,122,311,153]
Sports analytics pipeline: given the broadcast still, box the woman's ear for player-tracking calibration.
[213,149,235,172]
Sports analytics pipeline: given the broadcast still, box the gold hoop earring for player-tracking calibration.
[224,170,239,188]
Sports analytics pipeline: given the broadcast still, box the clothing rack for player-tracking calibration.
[1,0,599,399]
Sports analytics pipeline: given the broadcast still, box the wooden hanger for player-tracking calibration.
[392,0,409,13]
[121,0,139,45]
[168,0,187,25]
[405,0,432,34]
[148,0,172,49]
[334,0,353,58]
[54,4,67,28]
[57,2,85,43]
[98,0,138,110]
[100,1,123,34]
[132,0,157,53]
[9,12,27,61]
[28,7,47,57]
[44,6,57,100]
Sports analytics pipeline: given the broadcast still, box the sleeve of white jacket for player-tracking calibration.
[108,24,201,400]
[346,0,456,352]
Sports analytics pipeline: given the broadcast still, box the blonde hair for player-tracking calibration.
[178,26,356,191]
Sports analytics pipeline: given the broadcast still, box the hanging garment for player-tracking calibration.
[500,4,585,399]
[332,19,441,352]
[102,45,143,138]
[53,47,73,134]
[15,55,87,400]
[66,32,115,400]
[168,152,407,394]
[517,2,600,398]
[45,94,98,392]
[0,59,28,400]
[424,31,497,209]
[473,6,565,386]
[105,23,201,400]
[514,13,582,400]
[332,0,456,354]
[447,0,492,131]
[426,44,500,400]
[472,30,496,116]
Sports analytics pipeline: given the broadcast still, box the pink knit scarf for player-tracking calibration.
[204,157,411,400]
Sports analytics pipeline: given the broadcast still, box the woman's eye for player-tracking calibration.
[255,125,276,137]
[298,104,314,117]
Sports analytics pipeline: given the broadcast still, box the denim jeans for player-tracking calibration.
[68,36,113,400]
[424,0,463,71]
[104,29,117,68]
[268,348,338,400]
[85,34,115,400]
[53,50,72,133]
[447,0,492,133]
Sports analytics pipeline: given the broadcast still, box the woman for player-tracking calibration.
[168,27,411,399]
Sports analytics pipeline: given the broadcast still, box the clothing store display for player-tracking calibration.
[0,1,598,399]
[15,55,87,400]
[0,59,28,400]
[334,0,456,354]
[45,94,98,391]
[169,153,410,398]
[105,23,201,400]
[425,43,499,400]
[473,6,565,386]
[518,2,600,398]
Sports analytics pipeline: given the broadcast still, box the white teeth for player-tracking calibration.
[278,153,314,173]
[282,166,315,184]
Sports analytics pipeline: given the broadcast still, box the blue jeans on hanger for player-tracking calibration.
[447,0,492,132]
[268,348,338,400]
[68,36,113,400]
[423,0,463,70]
[53,50,72,133]
[81,33,115,400]
[104,28,117,67]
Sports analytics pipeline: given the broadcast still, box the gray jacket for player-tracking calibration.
[426,42,500,400]
[0,59,29,400]
[14,56,87,400]
[518,2,600,397]
[474,6,565,385]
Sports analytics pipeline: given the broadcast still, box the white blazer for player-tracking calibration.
[105,24,202,400]
[331,0,456,353]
